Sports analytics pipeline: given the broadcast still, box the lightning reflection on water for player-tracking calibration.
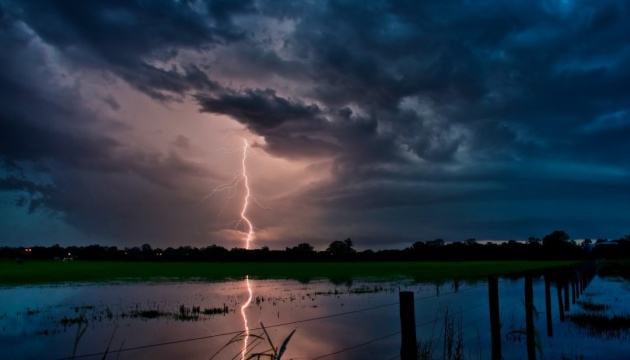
[240,275,253,359]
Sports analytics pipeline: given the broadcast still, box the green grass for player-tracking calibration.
[0,260,576,285]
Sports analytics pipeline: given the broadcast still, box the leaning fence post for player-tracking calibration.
[488,277,502,360]
[399,291,417,360]
[525,276,536,360]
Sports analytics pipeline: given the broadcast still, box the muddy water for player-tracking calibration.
[1,274,629,360]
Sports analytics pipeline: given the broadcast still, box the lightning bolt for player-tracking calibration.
[239,139,254,249]
[200,138,264,246]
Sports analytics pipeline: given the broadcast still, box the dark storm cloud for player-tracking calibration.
[2,0,630,246]
[196,0,630,240]
[195,0,500,165]
[0,86,214,189]
[0,111,216,188]
[282,0,491,107]
[196,87,411,162]
[0,176,53,213]
[2,0,252,100]
[0,112,117,172]
[0,106,221,243]
[251,1,630,166]
[197,88,323,132]
[280,0,630,165]
[197,88,343,158]
[0,7,222,245]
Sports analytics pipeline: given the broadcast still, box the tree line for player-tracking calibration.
[3,230,630,262]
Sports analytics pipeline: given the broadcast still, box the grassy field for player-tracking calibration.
[0,260,577,285]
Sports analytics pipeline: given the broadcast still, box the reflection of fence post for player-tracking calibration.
[544,274,553,337]
[488,277,501,360]
[564,280,570,312]
[571,271,576,304]
[525,276,536,360]
[399,291,417,360]
[557,283,565,322]
[576,270,580,293]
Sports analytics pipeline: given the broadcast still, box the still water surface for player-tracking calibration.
[1,274,629,359]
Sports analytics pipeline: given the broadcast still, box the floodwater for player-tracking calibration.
[1,272,629,360]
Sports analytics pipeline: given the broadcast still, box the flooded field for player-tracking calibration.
[1,269,629,360]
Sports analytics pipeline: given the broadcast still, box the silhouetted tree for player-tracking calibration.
[283,242,317,261]
[124,246,142,260]
[427,238,445,247]
[541,230,581,259]
[542,230,570,247]
[291,243,315,253]
[201,244,228,261]
[527,236,541,245]
[411,241,425,250]
[141,243,152,253]
[326,238,356,257]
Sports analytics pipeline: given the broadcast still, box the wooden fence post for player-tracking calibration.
[399,291,417,360]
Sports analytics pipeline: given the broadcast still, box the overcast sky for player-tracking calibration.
[1,0,629,250]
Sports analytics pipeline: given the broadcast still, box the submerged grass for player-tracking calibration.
[129,309,166,319]
[567,313,630,338]
[0,260,576,285]
[126,304,229,321]
[417,305,480,360]
[577,300,609,312]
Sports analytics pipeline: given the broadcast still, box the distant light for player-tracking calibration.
[25,248,32,252]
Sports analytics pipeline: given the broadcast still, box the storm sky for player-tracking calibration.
[1,0,629,250]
